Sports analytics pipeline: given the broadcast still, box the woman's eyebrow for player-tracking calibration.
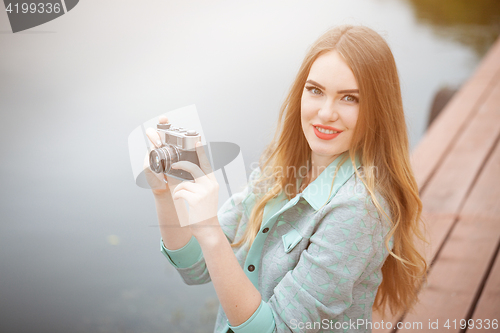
[306,80,359,94]
[305,80,325,90]
[337,89,359,94]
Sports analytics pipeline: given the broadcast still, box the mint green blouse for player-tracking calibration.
[160,152,394,333]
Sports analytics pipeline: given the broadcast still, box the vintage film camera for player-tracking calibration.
[148,121,202,181]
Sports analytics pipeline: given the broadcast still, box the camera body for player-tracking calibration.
[148,122,201,181]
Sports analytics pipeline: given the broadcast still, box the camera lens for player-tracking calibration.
[149,145,179,174]
[149,150,164,173]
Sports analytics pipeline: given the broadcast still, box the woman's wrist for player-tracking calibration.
[193,219,227,249]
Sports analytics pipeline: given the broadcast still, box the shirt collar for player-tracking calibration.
[301,151,362,210]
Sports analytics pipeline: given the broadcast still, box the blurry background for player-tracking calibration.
[0,1,499,332]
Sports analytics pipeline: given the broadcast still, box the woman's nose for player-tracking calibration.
[318,100,339,122]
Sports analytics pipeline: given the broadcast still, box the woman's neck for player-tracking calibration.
[309,153,340,180]
[299,152,346,192]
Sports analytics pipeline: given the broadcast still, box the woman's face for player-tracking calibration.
[301,50,359,168]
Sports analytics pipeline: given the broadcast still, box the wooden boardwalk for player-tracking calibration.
[373,37,500,333]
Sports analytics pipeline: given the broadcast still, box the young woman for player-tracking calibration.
[146,25,428,333]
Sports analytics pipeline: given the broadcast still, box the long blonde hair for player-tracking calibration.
[231,25,428,318]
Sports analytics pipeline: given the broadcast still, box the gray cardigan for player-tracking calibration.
[161,152,394,333]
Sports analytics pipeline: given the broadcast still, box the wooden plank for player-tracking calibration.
[373,42,500,332]
[411,37,500,191]
[468,247,500,332]
[420,74,500,216]
[398,120,500,332]
[417,213,453,270]
[466,132,500,333]
[412,70,500,270]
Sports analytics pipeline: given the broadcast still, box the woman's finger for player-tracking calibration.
[146,116,168,149]
[172,181,198,194]
[146,127,163,149]
[172,189,195,202]
[158,115,169,124]
[171,161,207,183]
[195,141,216,181]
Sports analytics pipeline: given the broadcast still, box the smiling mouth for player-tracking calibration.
[314,126,341,134]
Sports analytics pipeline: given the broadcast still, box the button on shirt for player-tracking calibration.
[160,151,395,333]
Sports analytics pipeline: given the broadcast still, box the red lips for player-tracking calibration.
[312,124,343,140]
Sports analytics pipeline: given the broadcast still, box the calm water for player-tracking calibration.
[0,1,498,332]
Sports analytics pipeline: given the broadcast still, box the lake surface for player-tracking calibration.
[0,1,498,332]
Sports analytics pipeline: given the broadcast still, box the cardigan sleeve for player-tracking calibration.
[238,188,394,332]
[160,168,262,285]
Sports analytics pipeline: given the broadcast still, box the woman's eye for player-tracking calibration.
[305,86,322,95]
[341,95,359,102]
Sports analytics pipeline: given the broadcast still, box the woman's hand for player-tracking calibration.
[170,141,220,241]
